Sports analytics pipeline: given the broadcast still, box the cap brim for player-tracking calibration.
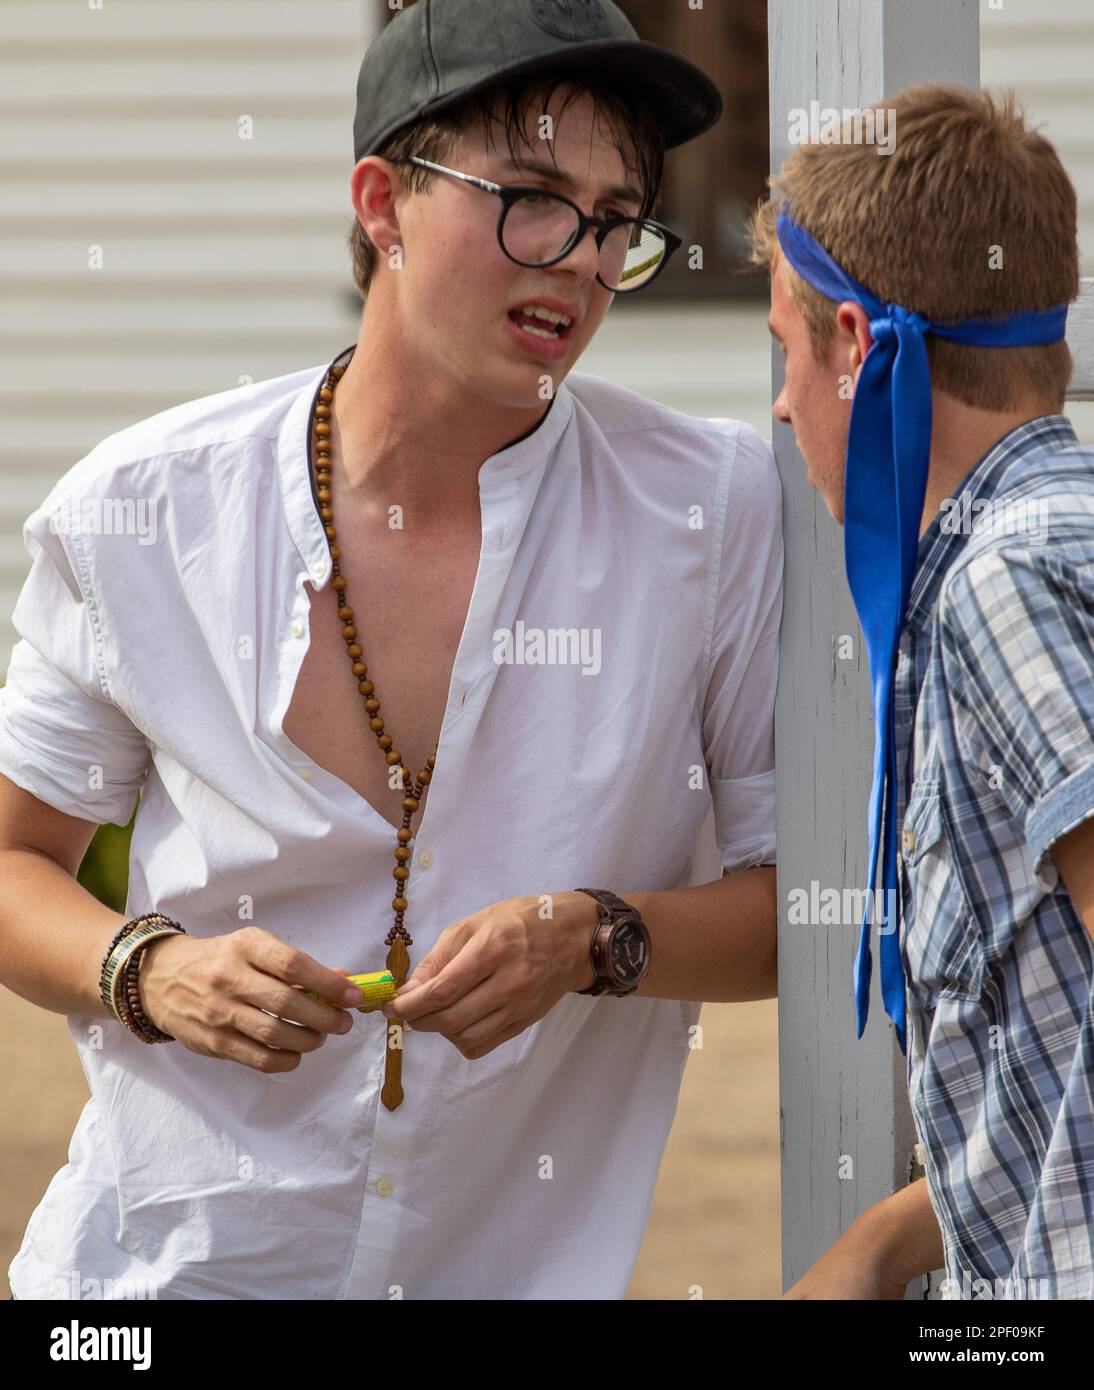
[402,40,723,153]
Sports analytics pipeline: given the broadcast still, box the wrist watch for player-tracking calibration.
[572,888,651,997]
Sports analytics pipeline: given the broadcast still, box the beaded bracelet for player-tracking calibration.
[98,912,181,1013]
[100,914,186,1044]
[106,922,185,1044]
[118,938,178,1044]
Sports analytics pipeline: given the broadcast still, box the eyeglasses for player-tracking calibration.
[393,156,681,293]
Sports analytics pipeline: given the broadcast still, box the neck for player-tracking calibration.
[919,389,1062,537]
[328,298,554,529]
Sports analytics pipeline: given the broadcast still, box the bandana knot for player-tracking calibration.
[869,305,928,344]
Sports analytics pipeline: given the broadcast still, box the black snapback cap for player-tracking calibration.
[352,0,724,162]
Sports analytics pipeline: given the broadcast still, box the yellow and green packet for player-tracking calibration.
[292,970,397,1014]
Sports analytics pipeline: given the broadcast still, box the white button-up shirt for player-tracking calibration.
[3,344,781,1300]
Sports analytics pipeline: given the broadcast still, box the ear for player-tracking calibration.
[834,299,875,380]
[349,157,405,259]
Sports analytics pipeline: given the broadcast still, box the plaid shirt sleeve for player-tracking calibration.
[938,538,1094,886]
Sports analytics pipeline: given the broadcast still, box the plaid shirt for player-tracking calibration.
[895,414,1094,1300]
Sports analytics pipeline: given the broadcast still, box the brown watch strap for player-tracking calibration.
[572,887,646,996]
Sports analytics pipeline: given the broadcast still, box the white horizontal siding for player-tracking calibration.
[0,0,374,676]
[980,0,1094,275]
[6,233,360,279]
[2,0,360,44]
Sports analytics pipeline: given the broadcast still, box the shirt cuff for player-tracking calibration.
[0,651,147,827]
[1026,760,1094,892]
[0,722,141,826]
[711,769,776,874]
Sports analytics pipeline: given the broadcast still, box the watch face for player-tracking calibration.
[608,919,648,985]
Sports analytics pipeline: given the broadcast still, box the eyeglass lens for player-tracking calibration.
[502,193,667,291]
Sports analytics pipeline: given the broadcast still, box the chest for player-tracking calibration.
[283,532,481,832]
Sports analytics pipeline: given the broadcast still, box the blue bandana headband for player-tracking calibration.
[775,210,1069,1052]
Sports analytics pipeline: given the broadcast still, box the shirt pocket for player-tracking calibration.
[901,781,985,1008]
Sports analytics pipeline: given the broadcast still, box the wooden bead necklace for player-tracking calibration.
[311,357,436,1112]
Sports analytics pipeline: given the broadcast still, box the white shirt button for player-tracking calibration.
[312,561,329,582]
[297,767,313,782]
[376,1177,394,1197]
[1035,859,1059,894]
[901,826,916,855]
[290,618,305,639]
[418,850,433,869]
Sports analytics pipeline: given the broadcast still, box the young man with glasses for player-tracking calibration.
[1,1,781,1300]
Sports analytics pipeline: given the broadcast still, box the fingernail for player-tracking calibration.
[342,986,362,1005]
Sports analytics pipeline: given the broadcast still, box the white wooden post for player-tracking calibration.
[769,0,980,1294]
[1068,282,1094,399]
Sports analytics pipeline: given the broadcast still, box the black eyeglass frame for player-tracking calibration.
[392,155,682,294]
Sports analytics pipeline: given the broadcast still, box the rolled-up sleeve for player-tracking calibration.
[701,424,783,873]
[0,501,150,825]
[940,541,1094,885]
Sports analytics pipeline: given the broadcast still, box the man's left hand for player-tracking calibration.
[380,891,600,1059]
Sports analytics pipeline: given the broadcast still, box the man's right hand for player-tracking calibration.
[136,925,361,1073]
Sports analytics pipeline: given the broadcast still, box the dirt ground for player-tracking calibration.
[628,998,781,1299]
[2,992,780,1300]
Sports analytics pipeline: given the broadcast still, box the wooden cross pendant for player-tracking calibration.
[381,938,409,1111]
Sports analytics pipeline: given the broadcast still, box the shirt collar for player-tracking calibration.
[276,343,576,592]
[903,413,1079,633]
